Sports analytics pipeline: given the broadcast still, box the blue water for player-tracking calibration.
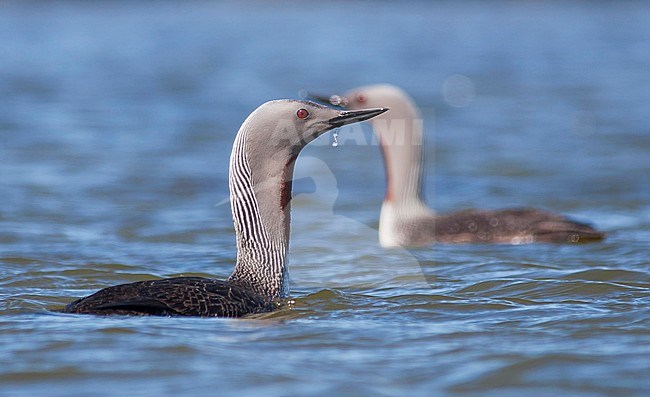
[1,1,649,396]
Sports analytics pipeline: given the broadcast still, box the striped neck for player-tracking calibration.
[226,125,294,299]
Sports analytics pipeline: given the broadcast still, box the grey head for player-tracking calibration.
[239,99,390,158]
[312,84,417,122]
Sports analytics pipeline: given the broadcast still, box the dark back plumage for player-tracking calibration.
[62,277,276,317]
[428,208,605,244]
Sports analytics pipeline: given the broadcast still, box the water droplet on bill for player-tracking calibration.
[332,131,339,147]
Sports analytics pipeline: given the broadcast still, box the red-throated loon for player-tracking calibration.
[62,100,388,317]
[311,84,605,248]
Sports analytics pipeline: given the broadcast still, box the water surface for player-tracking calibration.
[1,1,649,396]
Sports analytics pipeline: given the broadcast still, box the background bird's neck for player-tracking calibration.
[227,128,293,298]
[376,113,434,247]
[376,112,427,209]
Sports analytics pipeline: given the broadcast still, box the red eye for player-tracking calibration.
[356,93,366,103]
[296,108,309,119]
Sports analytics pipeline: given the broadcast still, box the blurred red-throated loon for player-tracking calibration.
[311,84,605,248]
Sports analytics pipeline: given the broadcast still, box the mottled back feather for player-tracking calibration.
[62,277,277,318]
[405,207,605,245]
